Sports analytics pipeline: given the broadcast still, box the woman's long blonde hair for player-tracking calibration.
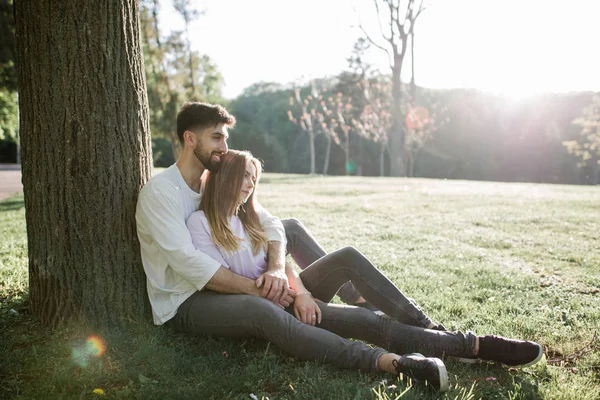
[199,150,269,255]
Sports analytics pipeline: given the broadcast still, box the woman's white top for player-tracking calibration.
[187,210,268,280]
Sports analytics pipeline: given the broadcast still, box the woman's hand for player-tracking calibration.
[293,292,322,326]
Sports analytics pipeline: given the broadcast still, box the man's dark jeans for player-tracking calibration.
[169,218,477,372]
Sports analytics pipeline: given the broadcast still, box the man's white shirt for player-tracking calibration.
[135,164,285,325]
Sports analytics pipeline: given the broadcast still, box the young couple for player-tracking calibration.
[135,102,543,392]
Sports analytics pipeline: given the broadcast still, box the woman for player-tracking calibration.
[185,150,543,392]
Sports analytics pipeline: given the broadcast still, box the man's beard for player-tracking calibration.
[194,144,220,172]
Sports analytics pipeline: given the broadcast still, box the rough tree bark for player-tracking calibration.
[14,0,152,327]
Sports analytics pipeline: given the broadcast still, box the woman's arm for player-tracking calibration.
[285,262,322,325]
[186,212,260,296]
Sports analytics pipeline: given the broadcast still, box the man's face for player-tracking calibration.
[191,123,229,172]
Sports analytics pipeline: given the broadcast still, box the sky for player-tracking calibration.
[159,0,600,99]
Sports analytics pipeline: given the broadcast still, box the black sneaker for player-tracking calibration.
[478,335,543,367]
[393,354,449,392]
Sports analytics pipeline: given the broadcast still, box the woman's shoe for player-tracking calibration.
[477,335,544,367]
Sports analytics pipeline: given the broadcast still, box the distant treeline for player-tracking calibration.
[226,79,597,185]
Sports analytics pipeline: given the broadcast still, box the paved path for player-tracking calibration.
[0,164,22,200]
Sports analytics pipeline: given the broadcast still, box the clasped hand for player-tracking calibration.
[255,269,295,308]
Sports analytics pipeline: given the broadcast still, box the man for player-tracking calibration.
[135,102,543,392]
[136,102,381,323]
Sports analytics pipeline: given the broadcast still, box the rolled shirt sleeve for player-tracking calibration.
[136,188,221,291]
[256,203,286,243]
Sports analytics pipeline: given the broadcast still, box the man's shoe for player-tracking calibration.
[478,335,543,367]
[392,354,449,392]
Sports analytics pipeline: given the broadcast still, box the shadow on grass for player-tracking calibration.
[0,193,24,213]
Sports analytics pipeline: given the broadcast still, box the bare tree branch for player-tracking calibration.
[373,0,392,42]
[415,0,427,19]
[358,23,392,68]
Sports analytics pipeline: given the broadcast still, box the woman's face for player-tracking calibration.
[239,159,257,205]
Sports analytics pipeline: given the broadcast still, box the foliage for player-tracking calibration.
[3,176,600,398]
[140,0,225,161]
[228,82,295,173]
[563,95,600,183]
[0,89,17,142]
[0,0,17,145]
[0,0,16,92]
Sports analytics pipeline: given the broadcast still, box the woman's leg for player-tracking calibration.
[315,302,543,369]
[169,290,386,372]
[299,245,437,328]
[315,302,477,358]
[282,218,362,305]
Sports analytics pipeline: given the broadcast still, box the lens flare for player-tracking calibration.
[71,335,107,367]
[86,336,106,357]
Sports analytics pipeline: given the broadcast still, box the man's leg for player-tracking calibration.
[281,218,363,305]
[168,290,385,372]
[299,245,438,328]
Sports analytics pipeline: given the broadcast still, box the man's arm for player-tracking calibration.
[204,266,261,296]
[137,187,255,295]
[255,205,290,303]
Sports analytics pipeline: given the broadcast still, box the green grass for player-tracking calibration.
[2,176,599,399]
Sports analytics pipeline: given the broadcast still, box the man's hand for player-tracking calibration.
[278,288,296,308]
[256,269,290,305]
[293,292,322,326]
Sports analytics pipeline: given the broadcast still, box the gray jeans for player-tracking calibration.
[169,219,477,372]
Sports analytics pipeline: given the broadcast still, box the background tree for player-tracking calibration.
[140,0,224,164]
[14,0,152,327]
[288,84,322,174]
[140,0,180,162]
[563,94,600,184]
[228,82,293,173]
[0,0,19,162]
[172,0,203,101]
[352,78,393,176]
[360,0,427,176]
[319,93,354,175]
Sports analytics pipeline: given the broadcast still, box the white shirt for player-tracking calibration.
[135,164,285,325]
[187,211,268,280]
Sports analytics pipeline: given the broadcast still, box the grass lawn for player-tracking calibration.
[1,175,599,399]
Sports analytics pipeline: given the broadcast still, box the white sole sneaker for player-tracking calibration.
[432,357,449,392]
[518,343,544,368]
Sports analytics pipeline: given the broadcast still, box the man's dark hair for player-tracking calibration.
[176,102,236,144]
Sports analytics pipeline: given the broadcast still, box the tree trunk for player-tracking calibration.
[389,55,406,177]
[379,142,386,177]
[407,151,415,178]
[591,155,600,185]
[410,31,416,104]
[344,136,350,176]
[14,0,152,327]
[323,135,331,175]
[309,131,315,174]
